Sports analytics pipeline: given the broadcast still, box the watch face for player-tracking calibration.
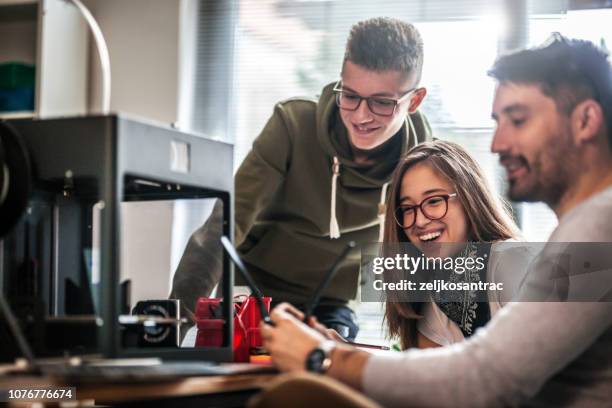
[305,349,326,373]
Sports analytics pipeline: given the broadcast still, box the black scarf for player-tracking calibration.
[429,243,492,338]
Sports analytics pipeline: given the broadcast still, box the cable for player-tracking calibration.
[65,0,111,114]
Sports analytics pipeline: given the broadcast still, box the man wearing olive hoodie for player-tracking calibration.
[172,17,431,339]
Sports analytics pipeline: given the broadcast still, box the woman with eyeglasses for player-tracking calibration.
[383,140,528,349]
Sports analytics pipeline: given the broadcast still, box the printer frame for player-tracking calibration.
[5,114,234,362]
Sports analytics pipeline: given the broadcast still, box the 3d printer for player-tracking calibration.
[0,114,234,362]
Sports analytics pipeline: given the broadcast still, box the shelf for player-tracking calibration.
[0,111,34,119]
[1,0,88,117]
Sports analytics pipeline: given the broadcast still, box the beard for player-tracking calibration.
[508,129,577,207]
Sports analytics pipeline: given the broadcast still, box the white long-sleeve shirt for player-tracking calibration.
[363,186,612,407]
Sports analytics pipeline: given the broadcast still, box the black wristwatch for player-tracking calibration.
[305,340,335,373]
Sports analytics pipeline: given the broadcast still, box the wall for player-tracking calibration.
[85,0,184,124]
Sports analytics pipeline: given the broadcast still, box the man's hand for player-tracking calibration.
[308,315,347,342]
[261,303,370,390]
[269,302,345,341]
[261,303,326,372]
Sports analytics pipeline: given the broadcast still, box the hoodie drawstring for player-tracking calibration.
[408,114,417,147]
[378,181,390,242]
[329,155,390,241]
[329,156,341,239]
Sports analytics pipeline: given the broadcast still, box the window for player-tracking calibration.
[190,0,612,344]
[521,8,612,242]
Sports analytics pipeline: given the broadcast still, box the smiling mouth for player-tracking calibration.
[352,123,380,136]
[418,231,442,242]
[501,156,529,180]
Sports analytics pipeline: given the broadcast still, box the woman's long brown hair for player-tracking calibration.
[383,140,520,349]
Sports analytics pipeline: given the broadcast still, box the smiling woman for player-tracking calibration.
[383,140,522,349]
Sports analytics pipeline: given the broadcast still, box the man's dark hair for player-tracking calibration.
[488,34,612,147]
[344,17,424,83]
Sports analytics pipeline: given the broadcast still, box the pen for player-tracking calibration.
[347,341,390,350]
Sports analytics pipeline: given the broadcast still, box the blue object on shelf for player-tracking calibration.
[0,87,35,112]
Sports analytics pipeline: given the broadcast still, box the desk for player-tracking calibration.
[0,371,276,407]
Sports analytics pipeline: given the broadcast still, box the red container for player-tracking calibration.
[194,296,271,362]
[233,296,271,362]
[195,297,223,319]
[194,298,225,348]
[195,319,224,347]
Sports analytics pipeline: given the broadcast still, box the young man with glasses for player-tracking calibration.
[228,17,430,340]
[259,35,612,407]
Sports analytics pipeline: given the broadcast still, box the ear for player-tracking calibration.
[571,99,604,146]
[407,87,427,113]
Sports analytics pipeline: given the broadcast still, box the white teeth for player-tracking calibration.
[355,125,376,132]
[504,159,524,172]
[419,231,441,241]
[507,162,521,171]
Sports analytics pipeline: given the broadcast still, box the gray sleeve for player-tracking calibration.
[363,302,612,408]
[487,242,539,305]
[169,199,224,339]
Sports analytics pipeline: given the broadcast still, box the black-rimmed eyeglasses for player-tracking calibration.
[394,193,458,229]
[333,81,416,117]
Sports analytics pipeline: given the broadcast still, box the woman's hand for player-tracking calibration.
[261,303,327,372]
